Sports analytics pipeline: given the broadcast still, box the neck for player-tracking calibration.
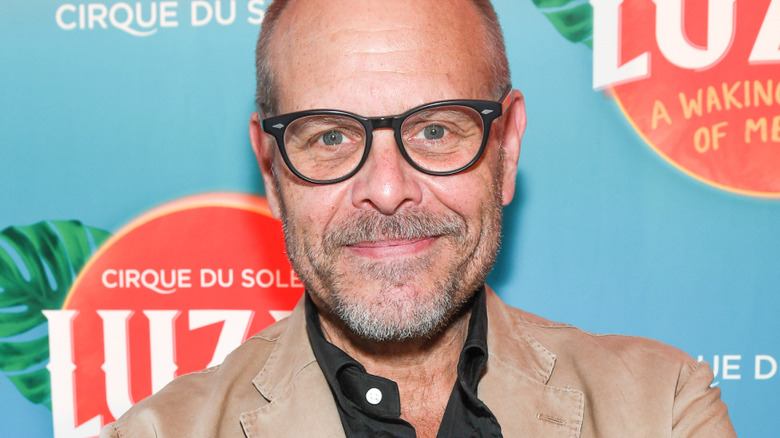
[317,303,473,438]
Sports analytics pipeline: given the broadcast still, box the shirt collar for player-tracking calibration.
[304,286,490,420]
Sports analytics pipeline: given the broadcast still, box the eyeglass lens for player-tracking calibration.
[283,105,485,182]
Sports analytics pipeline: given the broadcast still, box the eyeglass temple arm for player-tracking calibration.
[500,85,514,114]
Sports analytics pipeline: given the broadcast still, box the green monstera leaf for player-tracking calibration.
[0,220,111,409]
[533,0,594,48]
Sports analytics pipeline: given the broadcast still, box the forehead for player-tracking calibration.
[270,0,493,115]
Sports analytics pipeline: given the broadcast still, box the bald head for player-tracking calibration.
[254,0,510,117]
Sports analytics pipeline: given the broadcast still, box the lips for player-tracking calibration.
[346,236,436,258]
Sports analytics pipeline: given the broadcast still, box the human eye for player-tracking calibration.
[404,109,476,154]
[401,106,485,170]
[319,130,347,146]
[286,116,363,152]
[282,115,365,180]
[406,107,481,141]
[412,124,449,142]
[305,127,363,165]
[297,118,365,170]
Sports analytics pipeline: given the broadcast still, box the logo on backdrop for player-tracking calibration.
[55,0,267,36]
[591,0,780,196]
[43,193,303,437]
[698,354,778,386]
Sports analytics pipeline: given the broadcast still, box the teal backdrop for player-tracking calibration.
[1,0,777,436]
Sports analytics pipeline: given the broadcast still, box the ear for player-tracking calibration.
[499,89,526,206]
[250,111,283,219]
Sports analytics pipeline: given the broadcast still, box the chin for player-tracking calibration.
[329,279,463,342]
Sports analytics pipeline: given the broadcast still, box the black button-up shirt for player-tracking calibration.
[305,286,502,437]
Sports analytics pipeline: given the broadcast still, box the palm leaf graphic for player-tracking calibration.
[533,0,594,48]
[0,220,111,409]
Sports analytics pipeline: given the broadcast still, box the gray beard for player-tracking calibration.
[311,209,469,341]
[332,276,458,341]
[274,165,503,342]
[283,205,501,342]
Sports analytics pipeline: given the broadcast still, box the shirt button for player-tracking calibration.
[366,387,382,405]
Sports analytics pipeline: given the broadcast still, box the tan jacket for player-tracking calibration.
[101,288,736,437]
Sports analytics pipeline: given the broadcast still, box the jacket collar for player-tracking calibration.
[240,296,345,437]
[240,287,584,437]
[481,286,584,437]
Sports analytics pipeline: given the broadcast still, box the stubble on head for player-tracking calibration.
[259,0,512,344]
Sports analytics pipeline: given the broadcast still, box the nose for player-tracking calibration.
[350,129,422,215]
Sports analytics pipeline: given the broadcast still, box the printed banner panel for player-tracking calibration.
[1,1,778,436]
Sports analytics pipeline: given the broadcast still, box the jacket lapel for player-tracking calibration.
[481,288,584,437]
[239,289,584,437]
[239,298,346,437]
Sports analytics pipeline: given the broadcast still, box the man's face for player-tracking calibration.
[252,0,523,341]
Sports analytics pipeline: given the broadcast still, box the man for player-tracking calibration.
[101,0,736,436]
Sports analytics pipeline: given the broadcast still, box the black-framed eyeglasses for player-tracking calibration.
[261,87,513,184]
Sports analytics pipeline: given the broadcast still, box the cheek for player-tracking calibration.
[280,179,347,240]
[425,170,497,220]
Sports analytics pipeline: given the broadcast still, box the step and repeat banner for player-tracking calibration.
[1,1,778,436]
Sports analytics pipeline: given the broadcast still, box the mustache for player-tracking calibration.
[323,209,464,249]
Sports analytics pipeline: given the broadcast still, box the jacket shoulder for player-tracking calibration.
[507,304,697,371]
[100,317,291,438]
[498,304,734,436]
